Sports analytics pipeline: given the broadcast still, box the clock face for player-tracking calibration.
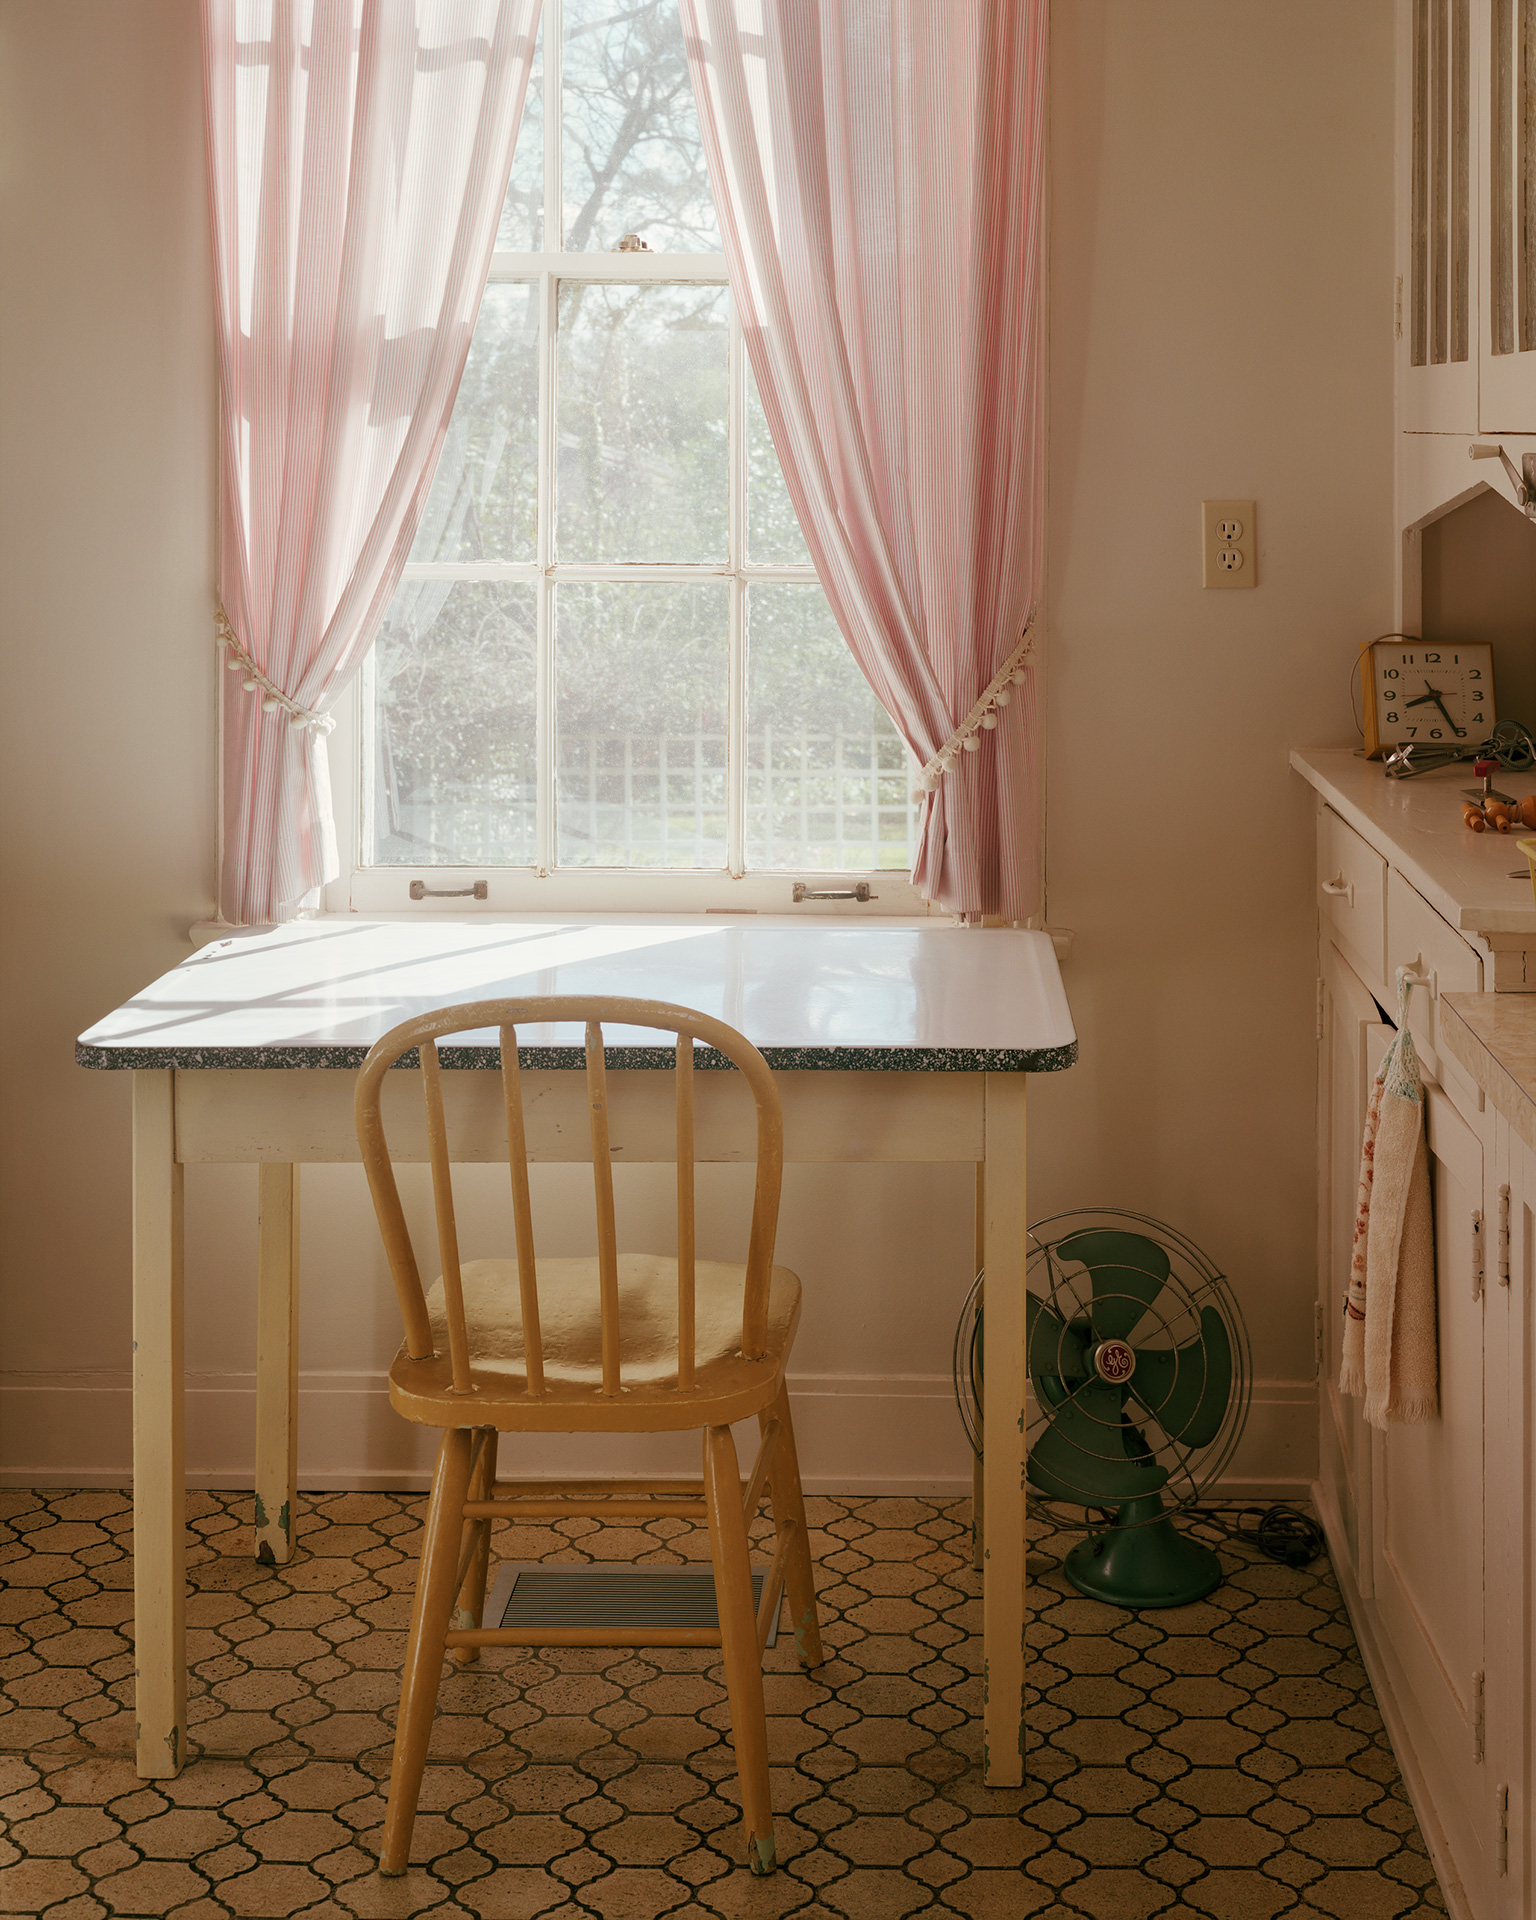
[1373,642,1495,747]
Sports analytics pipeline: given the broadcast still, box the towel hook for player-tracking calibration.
[1396,961,1437,1001]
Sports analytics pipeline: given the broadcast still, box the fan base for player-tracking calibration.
[1064,1500,1223,1609]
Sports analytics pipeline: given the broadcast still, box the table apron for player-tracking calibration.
[173,1068,988,1165]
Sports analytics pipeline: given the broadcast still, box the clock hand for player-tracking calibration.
[1420,679,1466,738]
[1403,683,1466,737]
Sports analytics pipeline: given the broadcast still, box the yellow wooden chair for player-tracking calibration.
[354,996,824,1878]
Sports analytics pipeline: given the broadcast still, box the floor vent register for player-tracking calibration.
[484,1562,778,1645]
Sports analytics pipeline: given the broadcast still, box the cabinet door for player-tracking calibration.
[1317,942,1389,1593]
[1401,0,1480,432]
[1486,1115,1532,1916]
[1372,1082,1490,1910]
[1479,0,1536,430]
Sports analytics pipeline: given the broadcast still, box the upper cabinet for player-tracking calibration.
[1480,0,1536,428]
[1402,0,1478,430]
[1400,0,1536,437]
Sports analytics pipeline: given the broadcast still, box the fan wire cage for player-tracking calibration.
[1024,1208,1252,1543]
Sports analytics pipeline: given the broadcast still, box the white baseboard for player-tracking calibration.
[0,1370,1318,1499]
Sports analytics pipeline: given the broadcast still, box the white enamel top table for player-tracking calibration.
[78,917,1077,1789]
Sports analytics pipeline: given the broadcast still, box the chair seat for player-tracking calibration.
[389,1254,803,1432]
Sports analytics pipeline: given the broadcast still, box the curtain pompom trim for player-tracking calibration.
[215,604,335,735]
[914,619,1038,794]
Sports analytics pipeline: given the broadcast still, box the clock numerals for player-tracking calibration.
[1368,642,1494,754]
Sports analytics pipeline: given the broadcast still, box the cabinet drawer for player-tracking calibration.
[1317,807,1386,989]
[1386,869,1482,1081]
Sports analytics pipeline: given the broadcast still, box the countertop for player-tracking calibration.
[76,917,1078,1073]
[1291,747,1536,938]
[1441,992,1536,1150]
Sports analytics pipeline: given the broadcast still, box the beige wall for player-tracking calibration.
[0,3,217,1396]
[0,1,1395,1493]
[1033,0,1395,1387]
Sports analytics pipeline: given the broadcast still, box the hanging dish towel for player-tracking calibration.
[1340,978,1439,1428]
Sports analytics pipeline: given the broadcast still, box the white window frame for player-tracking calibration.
[329,7,930,920]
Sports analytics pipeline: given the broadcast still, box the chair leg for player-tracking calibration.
[703,1422,776,1875]
[379,1427,476,1876]
[761,1384,823,1670]
[454,1428,499,1666]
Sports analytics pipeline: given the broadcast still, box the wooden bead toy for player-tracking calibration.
[1459,775,1536,833]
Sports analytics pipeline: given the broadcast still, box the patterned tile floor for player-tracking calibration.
[0,1486,1446,1919]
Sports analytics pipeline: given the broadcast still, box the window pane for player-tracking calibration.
[556,281,727,562]
[561,0,719,252]
[747,367,812,565]
[371,582,536,866]
[556,581,728,868]
[496,12,543,249]
[746,586,916,872]
[409,283,539,564]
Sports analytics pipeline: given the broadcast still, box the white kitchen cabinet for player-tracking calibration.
[1389,865,1486,1105]
[1301,753,1535,1920]
[1399,0,1536,436]
[1318,805,1388,991]
[1396,1,1536,608]
[1316,939,1385,1596]
[1483,1112,1533,1914]
[1316,935,1511,1920]
[1399,0,1479,434]
[1372,1079,1491,1909]
[1478,0,1536,433]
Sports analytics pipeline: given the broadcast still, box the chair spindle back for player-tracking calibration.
[354,996,784,1397]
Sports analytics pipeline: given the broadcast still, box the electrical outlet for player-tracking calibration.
[1203,498,1256,589]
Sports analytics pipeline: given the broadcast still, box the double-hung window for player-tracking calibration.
[335,0,925,914]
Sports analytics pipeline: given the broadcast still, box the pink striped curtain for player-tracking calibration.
[680,0,1048,920]
[203,0,541,924]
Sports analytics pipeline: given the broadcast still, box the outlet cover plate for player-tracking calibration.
[1202,498,1256,589]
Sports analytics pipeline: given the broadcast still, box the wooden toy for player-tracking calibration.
[1460,759,1536,832]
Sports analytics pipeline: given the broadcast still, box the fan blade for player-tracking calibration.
[1028,1382,1170,1503]
[1055,1229,1171,1342]
[1130,1308,1233,1448]
[1026,1291,1089,1407]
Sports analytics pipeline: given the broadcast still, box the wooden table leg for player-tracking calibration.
[255,1164,300,1565]
[982,1072,1027,1788]
[133,1070,186,1778]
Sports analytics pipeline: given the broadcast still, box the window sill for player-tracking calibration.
[343,865,935,919]
[189,904,953,949]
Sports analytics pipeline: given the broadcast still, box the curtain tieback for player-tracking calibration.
[915,621,1038,794]
[215,605,335,735]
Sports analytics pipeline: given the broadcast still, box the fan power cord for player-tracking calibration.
[952,1270,984,1457]
[1198,1503,1324,1570]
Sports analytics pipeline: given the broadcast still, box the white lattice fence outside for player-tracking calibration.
[385,726,917,871]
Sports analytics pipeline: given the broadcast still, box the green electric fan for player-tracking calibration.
[1023,1209,1251,1608]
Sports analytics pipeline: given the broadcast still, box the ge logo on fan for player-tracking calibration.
[1093,1339,1136,1384]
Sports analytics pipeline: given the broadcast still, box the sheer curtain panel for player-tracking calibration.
[680,0,1048,920]
[203,0,542,924]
